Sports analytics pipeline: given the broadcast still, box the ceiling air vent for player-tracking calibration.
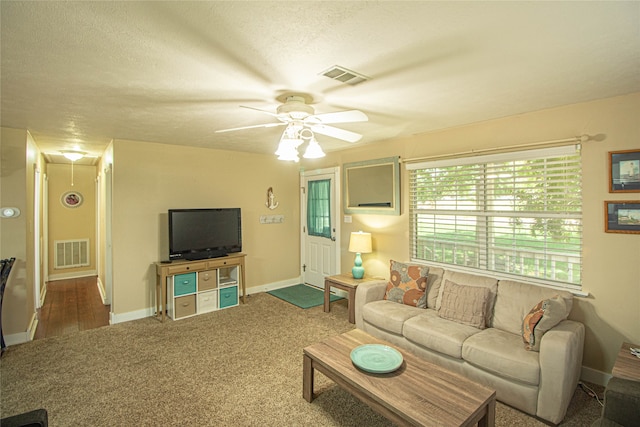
[320,65,369,86]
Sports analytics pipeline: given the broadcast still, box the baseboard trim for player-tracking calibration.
[581,365,610,387]
[48,270,97,281]
[39,284,47,308]
[96,277,107,304]
[27,312,38,341]
[4,331,30,346]
[110,307,155,324]
[4,312,39,346]
[245,277,303,295]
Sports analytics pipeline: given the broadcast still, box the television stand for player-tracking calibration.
[155,252,246,322]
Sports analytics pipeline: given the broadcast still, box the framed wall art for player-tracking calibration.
[61,191,83,208]
[604,201,640,234]
[609,149,640,192]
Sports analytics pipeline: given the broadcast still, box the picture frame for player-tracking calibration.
[604,201,640,234]
[609,149,640,192]
[61,191,83,208]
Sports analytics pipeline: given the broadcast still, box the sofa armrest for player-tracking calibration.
[536,319,585,424]
[355,280,387,329]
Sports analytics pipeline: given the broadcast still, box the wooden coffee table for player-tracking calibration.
[303,329,496,427]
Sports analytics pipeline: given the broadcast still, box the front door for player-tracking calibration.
[301,169,339,288]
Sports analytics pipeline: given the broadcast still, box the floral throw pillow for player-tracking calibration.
[522,295,567,351]
[384,260,429,308]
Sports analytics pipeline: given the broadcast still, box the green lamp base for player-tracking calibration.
[352,252,364,279]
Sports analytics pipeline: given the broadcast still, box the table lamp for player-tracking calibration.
[349,231,372,279]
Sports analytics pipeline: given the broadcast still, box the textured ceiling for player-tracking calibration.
[1,1,639,164]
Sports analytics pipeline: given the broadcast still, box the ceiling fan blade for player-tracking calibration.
[215,122,286,133]
[240,105,280,118]
[309,124,363,143]
[308,110,368,124]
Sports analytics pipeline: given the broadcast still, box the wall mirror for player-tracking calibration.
[343,156,400,215]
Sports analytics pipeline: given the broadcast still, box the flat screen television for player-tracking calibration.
[168,208,242,261]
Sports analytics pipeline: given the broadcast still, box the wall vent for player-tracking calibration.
[320,65,369,86]
[55,239,90,269]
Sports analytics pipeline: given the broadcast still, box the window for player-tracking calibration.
[408,146,582,290]
[307,179,332,238]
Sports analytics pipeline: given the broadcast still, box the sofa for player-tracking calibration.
[354,262,585,424]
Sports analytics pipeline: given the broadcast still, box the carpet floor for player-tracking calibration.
[267,283,343,309]
[0,293,603,426]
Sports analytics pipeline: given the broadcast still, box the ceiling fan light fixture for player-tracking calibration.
[217,93,367,151]
[276,146,300,162]
[275,137,302,162]
[302,138,326,159]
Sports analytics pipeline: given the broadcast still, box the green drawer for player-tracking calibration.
[174,272,197,296]
[219,286,238,309]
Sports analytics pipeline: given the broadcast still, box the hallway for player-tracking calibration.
[34,276,110,340]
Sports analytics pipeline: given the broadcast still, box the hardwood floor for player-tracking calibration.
[34,276,110,340]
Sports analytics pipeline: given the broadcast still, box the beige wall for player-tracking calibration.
[110,139,301,316]
[309,92,640,377]
[0,128,38,338]
[46,163,97,278]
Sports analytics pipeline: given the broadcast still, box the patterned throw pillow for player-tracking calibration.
[522,295,567,351]
[437,280,491,329]
[384,260,429,307]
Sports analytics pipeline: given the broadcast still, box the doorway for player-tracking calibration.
[34,276,109,339]
[36,160,110,338]
[301,168,340,288]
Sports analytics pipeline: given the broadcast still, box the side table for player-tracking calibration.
[594,342,640,426]
[324,273,382,324]
[612,341,640,381]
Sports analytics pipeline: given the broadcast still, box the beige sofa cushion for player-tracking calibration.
[438,280,491,329]
[436,270,498,327]
[404,309,482,359]
[362,300,423,335]
[493,279,573,336]
[463,328,541,386]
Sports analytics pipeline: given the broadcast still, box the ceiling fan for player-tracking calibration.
[215,93,368,143]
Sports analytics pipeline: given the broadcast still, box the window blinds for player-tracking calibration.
[408,145,582,289]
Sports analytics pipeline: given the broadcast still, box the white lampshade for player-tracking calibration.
[276,124,305,162]
[348,231,372,254]
[275,139,301,162]
[302,138,326,159]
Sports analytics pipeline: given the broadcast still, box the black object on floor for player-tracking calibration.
[1,257,16,355]
[0,408,48,427]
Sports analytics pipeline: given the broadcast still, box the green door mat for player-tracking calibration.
[267,284,343,309]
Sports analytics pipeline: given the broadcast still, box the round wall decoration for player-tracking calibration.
[61,191,83,208]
